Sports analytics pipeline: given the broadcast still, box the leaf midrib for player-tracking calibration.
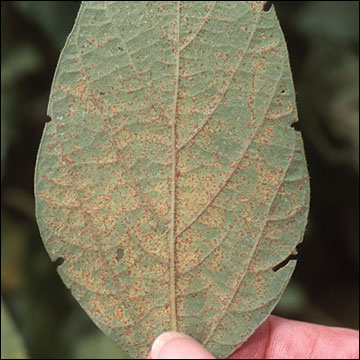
[169,1,180,331]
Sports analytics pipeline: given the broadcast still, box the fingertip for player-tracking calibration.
[150,331,215,359]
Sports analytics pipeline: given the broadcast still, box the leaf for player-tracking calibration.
[35,1,310,358]
[1,299,28,359]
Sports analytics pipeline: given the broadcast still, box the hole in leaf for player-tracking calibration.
[291,121,301,132]
[53,257,65,268]
[273,253,298,272]
[45,115,52,123]
[116,248,124,260]
[263,1,272,12]
[280,89,286,94]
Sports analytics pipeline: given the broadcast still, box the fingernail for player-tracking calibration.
[151,331,215,359]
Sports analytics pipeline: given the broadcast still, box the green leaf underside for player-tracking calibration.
[35,2,310,358]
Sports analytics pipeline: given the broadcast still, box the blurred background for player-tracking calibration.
[1,1,359,358]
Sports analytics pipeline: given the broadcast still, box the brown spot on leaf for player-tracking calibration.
[64,154,75,164]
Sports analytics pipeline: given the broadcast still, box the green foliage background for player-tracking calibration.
[1,1,358,358]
